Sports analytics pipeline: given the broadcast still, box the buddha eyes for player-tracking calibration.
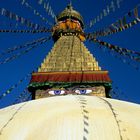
[75,89,92,94]
[48,90,65,95]
[48,89,92,95]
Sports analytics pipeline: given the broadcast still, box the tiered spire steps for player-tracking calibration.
[38,36,101,72]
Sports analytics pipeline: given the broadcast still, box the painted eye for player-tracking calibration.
[48,90,65,95]
[75,89,92,94]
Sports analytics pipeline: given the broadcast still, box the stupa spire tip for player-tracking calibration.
[67,0,73,9]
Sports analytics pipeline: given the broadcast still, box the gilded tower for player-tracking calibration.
[28,4,112,99]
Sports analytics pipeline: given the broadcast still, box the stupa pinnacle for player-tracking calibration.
[28,4,112,99]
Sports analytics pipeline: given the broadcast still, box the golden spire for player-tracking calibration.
[38,35,101,72]
[38,4,101,72]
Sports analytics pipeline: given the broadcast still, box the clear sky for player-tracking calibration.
[0,0,140,108]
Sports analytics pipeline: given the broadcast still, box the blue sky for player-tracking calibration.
[0,0,140,108]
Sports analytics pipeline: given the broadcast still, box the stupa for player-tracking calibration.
[0,4,140,140]
[28,4,112,99]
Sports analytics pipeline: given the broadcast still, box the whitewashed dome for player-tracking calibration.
[0,95,140,140]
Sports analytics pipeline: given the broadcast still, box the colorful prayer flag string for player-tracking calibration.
[86,36,140,63]
[12,89,31,105]
[0,21,20,29]
[0,74,31,100]
[38,0,57,22]
[112,85,130,101]
[12,89,27,104]
[91,4,140,37]
[94,43,139,71]
[0,8,47,30]
[0,36,51,64]
[85,0,123,29]
[0,36,51,58]
[0,63,41,101]
[109,89,120,99]
[0,29,51,33]
[0,101,28,134]
[21,0,53,26]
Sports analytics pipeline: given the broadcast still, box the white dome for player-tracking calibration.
[0,95,140,140]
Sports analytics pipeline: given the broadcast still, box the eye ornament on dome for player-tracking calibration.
[48,90,65,95]
[75,89,92,95]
